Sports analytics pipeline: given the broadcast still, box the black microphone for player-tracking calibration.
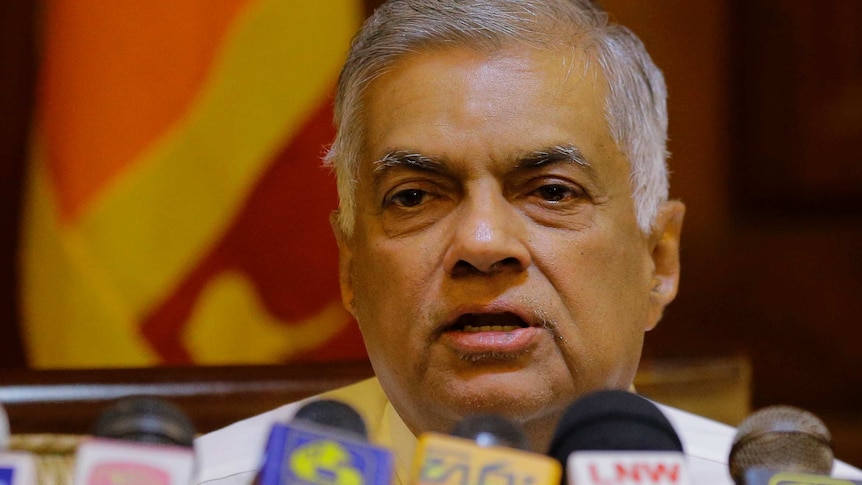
[728,405,840,485]
[450,413,531,450]
[548,390,691,485]
[92,395,197,447]
[255,399,394,485]
[292,399,368,439]
[73,395,197,484]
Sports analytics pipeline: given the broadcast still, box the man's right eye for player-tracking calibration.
[388,189,428,208]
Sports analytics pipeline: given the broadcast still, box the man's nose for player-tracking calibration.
[443,192,531,277]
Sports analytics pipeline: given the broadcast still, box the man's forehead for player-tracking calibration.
[352,41,628,191]
[377,42,598,87]
[369,46,602,119]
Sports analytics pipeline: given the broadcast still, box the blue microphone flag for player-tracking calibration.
[257,421,394,485]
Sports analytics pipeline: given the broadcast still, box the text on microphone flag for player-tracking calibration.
[412,433,561,485]
[568,452,690,485]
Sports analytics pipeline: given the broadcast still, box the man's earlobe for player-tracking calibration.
[645,200,685,330]
[330,210,356,316]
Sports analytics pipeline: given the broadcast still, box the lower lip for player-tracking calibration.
[441,326,543,355]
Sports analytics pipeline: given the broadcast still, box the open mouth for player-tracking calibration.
[448,312,530,333]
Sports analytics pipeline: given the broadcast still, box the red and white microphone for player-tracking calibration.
[548,390,691,485]
[73,396,197,485]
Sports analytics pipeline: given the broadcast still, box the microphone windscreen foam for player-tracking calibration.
[293,399,368,440]
[548,389,683,463]
[728,405,833,483]
[93,395,196,448]
[450,414,530,450]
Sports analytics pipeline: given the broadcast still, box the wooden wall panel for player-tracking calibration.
[0,0,34,368]
[603,0,862,465]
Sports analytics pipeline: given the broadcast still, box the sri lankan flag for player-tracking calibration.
[21,1,367,367]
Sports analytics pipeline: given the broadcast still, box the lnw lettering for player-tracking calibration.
[588,462,681,485]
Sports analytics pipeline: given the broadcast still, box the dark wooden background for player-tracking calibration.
[2,0,861,464]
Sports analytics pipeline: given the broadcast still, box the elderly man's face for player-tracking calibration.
[333,45,683,448]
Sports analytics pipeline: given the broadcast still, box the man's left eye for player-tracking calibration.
[535,184,575,202]
[389,188,429,207]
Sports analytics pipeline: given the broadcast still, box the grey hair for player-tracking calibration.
[324,0,668,235]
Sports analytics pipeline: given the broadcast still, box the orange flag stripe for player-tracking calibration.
[22,0,363,367]
[39,0,252,223]
[75,0,361,317]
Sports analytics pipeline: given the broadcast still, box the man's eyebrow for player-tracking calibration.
[516,144,590,169]
[372,150,445,178]
[515,144,601,183]
[372,145,599,181]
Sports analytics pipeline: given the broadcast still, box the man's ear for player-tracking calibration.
[644,200,685,331]
[330,210,356,316]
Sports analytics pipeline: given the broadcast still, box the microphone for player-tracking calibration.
[548,390,691,485]
[410,413,562,485]
[728,405,851,485]
[0,402,38,485]
[73,395,197,484]
[255,399,394,485]
[450,414,530,450]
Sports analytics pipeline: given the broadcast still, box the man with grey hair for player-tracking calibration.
[321,0,681,455]
[195,1,858,484]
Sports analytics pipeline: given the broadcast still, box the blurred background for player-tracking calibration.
[1,0,860,464]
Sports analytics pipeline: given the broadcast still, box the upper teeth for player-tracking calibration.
[462,325,520,333]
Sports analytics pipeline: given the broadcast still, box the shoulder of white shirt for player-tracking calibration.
[655,401,862,481]
[192,389,862,483]
[194,397,307,483]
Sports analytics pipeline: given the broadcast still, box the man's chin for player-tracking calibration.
[432,374,563,423]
